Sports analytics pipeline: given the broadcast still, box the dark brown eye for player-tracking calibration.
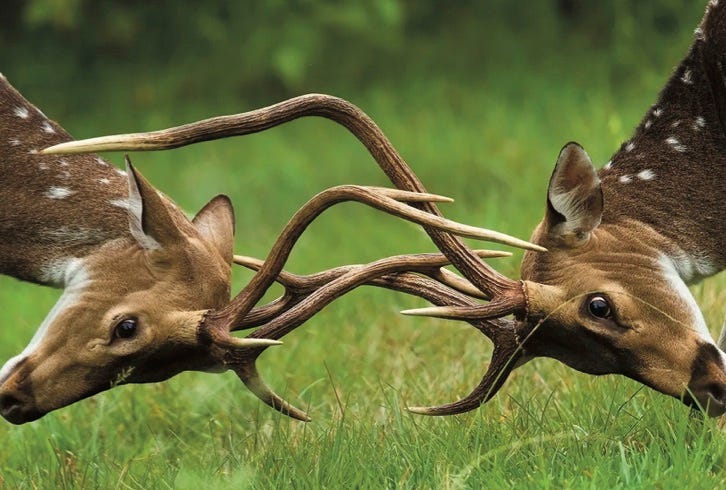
[114,318,138,339]
[588,296,612,319]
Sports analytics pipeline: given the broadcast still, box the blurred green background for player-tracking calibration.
[2,1,725,488]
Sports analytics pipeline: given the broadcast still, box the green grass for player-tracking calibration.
[2,9,726,488]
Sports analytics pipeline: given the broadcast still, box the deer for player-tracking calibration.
[0,74,542,425]
[43,0,726,421]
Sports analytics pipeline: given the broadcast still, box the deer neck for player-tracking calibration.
[0,75,130,287]
[597,12,726,282]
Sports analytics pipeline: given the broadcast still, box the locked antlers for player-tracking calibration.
[44,94,544,418]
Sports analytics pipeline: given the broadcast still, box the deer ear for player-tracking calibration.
[544,142,603,247]
[192,195,235,264]
[126,157,185,250]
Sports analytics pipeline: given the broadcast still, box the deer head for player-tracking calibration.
[517,143,726,417]
[0,158,274,424]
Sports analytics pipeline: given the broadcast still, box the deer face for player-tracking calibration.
[0,164,239,424]
[521,143,726,416]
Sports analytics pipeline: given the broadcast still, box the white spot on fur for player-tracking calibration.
[0,259,90,385]
[99,178,111,185]
[44,227,106,245]
[671,120,681,128]
[28,149,38,155]
[625,142,635,152]
[666,136,686,152]
[95,157,108,166]
[681,69,693,85]
[603,160,613,170]
[38,162,49,170]
[13,106,29,119]
[619,175,632,184]
[653,108,663,117]
[46,186,75,199]
[644,120,652,129]
[695,27,705,40]
[110,198,131,210]
[116,168,127,177]
[58,159,69,167]
[693,116,706,130]
[41,121,55,134]
[637,169,655,181]
[8,138,21,146]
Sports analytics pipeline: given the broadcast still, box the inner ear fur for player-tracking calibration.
[192,195,235,264]
[126,157,187,250]
[544,142,603,247]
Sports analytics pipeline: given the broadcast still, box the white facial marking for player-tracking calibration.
[619,175,632,184]
[659,256,714,343]
[665,136,686,152]
[0,260,90,385]
[41,121,55,134]
[625,142,635,152]
[680,69,693,84]
[46,186,75,199]
[637,169,655,181]
[13,106,29,119]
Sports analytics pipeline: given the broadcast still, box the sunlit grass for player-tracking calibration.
[1,24,725,488]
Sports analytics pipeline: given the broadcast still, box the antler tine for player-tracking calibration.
[43,94,544,301]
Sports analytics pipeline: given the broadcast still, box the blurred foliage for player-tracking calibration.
[0,0,705,107]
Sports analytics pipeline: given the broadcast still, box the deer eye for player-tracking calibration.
[114,318,138,339]
[588,296,612,319]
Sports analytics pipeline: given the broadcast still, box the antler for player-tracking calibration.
[44,94,543,416]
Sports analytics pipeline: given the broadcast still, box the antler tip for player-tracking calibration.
[232,338,283,348]
[406,406,437,415]
[400,306,452,318]
[40,144,63,155]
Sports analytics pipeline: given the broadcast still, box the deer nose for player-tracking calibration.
[700,383,726,417]
[0,389,41,425]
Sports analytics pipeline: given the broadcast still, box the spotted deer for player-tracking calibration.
[0,75,539,425]
[46,1,726,420]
